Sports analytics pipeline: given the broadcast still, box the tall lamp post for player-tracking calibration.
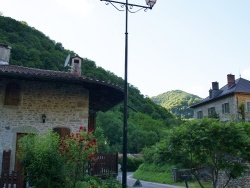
[100,0,157,187]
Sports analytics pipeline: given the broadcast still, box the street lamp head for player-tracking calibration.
[145,0,157,8]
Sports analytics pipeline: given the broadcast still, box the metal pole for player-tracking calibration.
[122,0,128,187]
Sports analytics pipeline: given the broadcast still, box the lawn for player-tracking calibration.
[133,163,212,188]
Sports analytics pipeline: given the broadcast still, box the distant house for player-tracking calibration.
[0,44,123,180]
[190,74,250,121]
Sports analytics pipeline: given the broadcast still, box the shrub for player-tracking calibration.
[75,176,121,188]
[18,131,66,188]
[119,157,144,172]
[18,127,98,188]
[60,126,97,187]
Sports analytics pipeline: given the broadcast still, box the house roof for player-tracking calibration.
[0,65,124,112]
[190,77,250,108]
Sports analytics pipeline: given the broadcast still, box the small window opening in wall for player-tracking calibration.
[197,110,203,119]
[222,103,230,114]
[4,82,21,105]
[208,107,216,117]
[74,59,79,64]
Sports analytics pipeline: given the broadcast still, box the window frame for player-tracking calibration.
[208,107,216,117]
[222,103,230,114]
[197,110,203,119]
[246,101,250,112]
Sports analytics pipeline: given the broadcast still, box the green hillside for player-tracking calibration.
[152,90,202,119]
[0,15,178,153]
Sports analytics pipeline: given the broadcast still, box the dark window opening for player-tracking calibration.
[222,103,230,114]
[197,110,203,119]
[74,59,79,64]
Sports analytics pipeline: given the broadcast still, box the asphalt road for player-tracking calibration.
[118,172,184,188]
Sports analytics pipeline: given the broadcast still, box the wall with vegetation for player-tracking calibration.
[193,95,238,121]
[0,15,178,155]
[236,93,250,121]
[217,163,250,188]
[0,78,89,171]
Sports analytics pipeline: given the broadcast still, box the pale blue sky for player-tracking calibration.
[0,0,250,98]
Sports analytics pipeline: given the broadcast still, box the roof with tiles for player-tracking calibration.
[0,65,124,112]
[190,77,250,108]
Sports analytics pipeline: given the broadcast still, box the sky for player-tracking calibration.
[0,0,250,98]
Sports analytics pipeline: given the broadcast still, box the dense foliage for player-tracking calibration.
[0,15,178,153]
[152,90,202,119]
[18,130,118,188]
[142,119,250,188]
[60,127,97,187]
[118,156,144,172]
[18,132,66,188]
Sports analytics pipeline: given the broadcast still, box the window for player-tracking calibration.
[197,111,203,119]
[208,107,216,117]
[4,82,21,105]
[222,103,230,114]
[246,102,250,112]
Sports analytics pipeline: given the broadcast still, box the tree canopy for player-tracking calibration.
[143,119,250,188]
[152,90,202,119]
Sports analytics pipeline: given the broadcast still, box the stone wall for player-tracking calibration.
[217,163,250,188]
[193,94,250,121]
[0,78,89,171]
[193,95,237,121]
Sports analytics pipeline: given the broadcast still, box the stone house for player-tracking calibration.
[0,44,123,175]
[190,74,250,121]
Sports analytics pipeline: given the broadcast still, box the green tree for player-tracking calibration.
[238,103,246,121]
[165,119,250,188]
[96,111,123,152]
[18,131,66,188]
[94,127,111,153]
[151,90,202,119]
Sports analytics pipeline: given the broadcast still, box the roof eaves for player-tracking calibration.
[190,92,234,108]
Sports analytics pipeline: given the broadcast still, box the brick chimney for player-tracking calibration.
[227,74,235,88]
[212,82,219,90]
[0,43,11,65]
[209,82,220,99]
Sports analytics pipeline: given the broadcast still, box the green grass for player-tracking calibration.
[133,163,212,188]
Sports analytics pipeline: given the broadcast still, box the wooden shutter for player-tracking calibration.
[53,128,70,138]
[4,83,21,105]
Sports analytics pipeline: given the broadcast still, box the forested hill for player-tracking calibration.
[152,90,202,119]
[0,16,178,153]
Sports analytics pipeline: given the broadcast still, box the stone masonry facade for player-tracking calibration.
[217,163,250,188]
[193,94,250,121]
[0,78,89,171]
